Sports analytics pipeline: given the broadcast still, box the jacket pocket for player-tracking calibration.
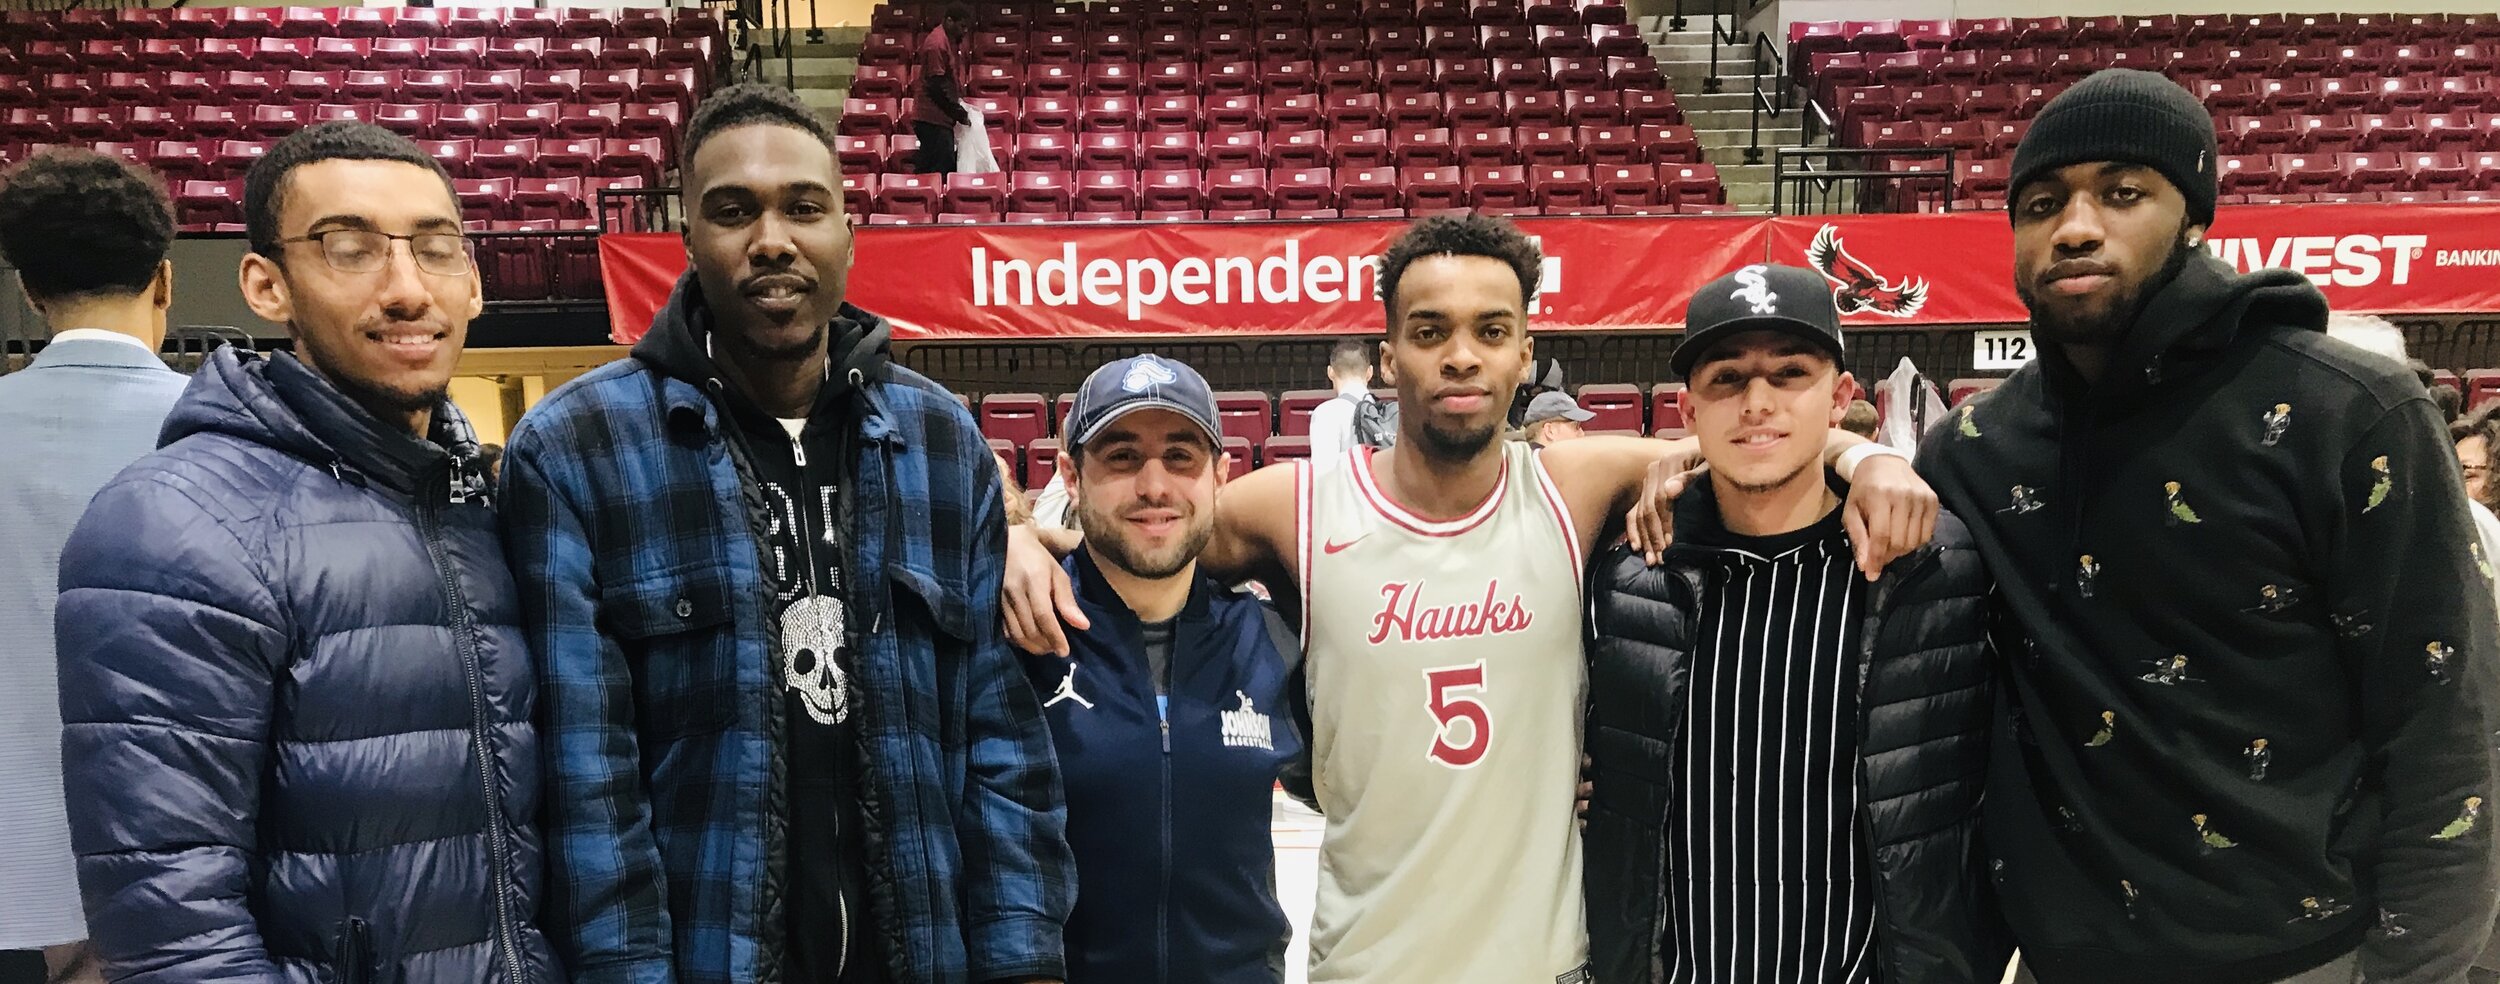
[332,917,372,984]
[602,562,741,737]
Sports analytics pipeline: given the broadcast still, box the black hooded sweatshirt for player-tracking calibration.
[1916,252,2500,984]
[633,288,897,984]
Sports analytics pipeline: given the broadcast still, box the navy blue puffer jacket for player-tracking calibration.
[55,347,558,984]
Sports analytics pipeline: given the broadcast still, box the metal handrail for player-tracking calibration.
[598,187,677,234]
[1772,146,1957,215]
[1703,25,1789,164]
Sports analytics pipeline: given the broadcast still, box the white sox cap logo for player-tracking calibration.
[1729,264,1779,315]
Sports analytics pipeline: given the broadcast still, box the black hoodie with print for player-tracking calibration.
[1916,252,2500,984]
[634,294,897,984]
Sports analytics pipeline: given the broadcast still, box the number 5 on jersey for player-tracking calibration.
[1424,661,1492,768]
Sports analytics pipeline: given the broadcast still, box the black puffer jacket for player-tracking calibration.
[1582,488,2012,984]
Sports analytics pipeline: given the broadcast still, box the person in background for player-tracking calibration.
[479,442,505,483]
[2458,405,2499,514]
[998,449,1033,525]
[0,148,188,984]
[1923,69,2498,984]
[2471,401,2500,984]
[1518,390,1593,447]
[502,83,1071,984]
[1509,355,1567,430]
[913,5,972,176]
[1026,354,1309,983]
[1840,398,1880,440]
[1305,338,1381,469]
[1584,265,2008,984]
[1031,462,1076,530]
[56,121,556,983]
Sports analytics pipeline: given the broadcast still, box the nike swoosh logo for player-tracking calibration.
[1323,535,1367,555]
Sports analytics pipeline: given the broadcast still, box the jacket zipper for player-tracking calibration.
[787,425,854,979]
[1850,549,1938,977]
[1159,705,1173,984]
[419,491,525,984]
[336,916,371,984]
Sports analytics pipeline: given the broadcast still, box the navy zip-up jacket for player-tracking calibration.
[1024,549,1312,984]
[57,348,556,984]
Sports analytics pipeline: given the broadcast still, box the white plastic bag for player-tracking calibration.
[1875,356,1948,456]
[956,106,999,174]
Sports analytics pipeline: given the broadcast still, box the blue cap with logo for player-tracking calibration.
[1065,353,1225,450]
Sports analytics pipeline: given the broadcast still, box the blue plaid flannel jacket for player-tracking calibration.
[499,291,1072,984]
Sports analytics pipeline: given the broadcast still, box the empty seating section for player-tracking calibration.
[0,6,723,238]
[1795,13,2500,209]
[980,378,1718,482]
[845,0,1730,223]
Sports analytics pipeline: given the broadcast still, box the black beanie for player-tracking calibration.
[2009,68,2220,226]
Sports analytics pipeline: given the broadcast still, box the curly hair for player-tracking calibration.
[0,148,175,304]
[1375,213,1544,327]
[682,83,839,178]
[243,121,455,259]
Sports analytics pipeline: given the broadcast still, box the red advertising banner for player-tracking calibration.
[600,204,2500,343]
[601,215,1769,343]
[1762,203,2500,326]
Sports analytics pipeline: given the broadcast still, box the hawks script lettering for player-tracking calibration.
[1367,580,1537,646]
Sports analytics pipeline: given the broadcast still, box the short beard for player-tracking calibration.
[1416,419,1498,463]
[1076,500,1212,580]
[293,325,446,423]
[718,316,828,362]
[2019,222,2198,350]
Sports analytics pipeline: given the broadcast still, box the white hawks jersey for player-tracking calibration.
[1296,440,1591,984]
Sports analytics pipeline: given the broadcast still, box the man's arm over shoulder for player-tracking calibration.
[1199,461,1298,586]
[497,426,680,984]
[2332,399,2500,982]
[57,467,289,983]
[951,445,1077,982]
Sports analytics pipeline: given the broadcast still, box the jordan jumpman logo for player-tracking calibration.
[1045,661,1095,710]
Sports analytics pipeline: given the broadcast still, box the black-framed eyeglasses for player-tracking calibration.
[273,229,473,277]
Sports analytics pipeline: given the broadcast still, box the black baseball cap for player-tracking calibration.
[1065,353,1224,450]
[1673,263,1847,379]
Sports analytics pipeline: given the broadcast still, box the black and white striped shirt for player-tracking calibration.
[1661,505,1877,984]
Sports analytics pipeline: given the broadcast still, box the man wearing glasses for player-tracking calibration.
[55,121,560,984]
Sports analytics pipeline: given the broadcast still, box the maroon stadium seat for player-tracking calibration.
[981,395,1051,451]
[877,173,942,216]
[536,138,601,180]
[1139,131,1203,169]
[1206,168,1273,210]
[1269,167,1336,210]
[1011,132,1077,172]
[1073,170,1139,212]
[1077,131,1138,170]
[1466,163,1532,208]
[1455,126,1517,166]
[472,139,539,180]
[1139,168,1205,211]
[1576,384,1643,433]
[944,172,1010,216]
[176,178,245,228]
